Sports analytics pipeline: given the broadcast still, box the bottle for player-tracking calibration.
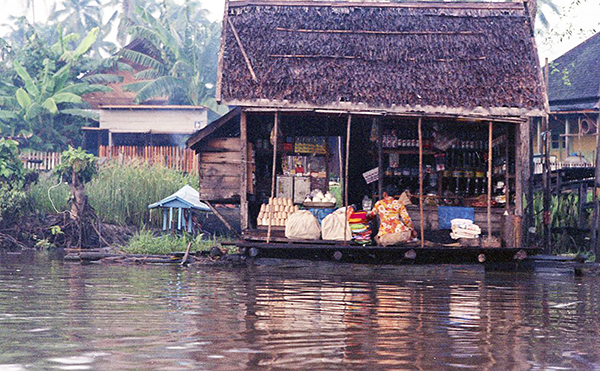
[362,195,373,211]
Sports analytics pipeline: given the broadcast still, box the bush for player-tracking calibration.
[0,182,27,225]
[121,229,226,255]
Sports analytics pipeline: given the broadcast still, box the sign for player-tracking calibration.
[362,167,379,184]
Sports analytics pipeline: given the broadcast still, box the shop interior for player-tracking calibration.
[244,112,518,246]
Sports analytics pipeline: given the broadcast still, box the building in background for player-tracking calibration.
[537,31,600,167]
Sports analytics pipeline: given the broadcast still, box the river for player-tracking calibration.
[1,250,600,370]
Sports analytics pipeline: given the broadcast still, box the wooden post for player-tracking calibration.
[338,136,344,203]
[542,116,552,254]
[418,117,425,248]
[344,114,352,244]
[169,207,173,230]
[163,209,167,230]
[505,126,510,214]
[240,110,248,231]
[592,114,600,262]
[377,118,383,199]
[267,112,279,244]
[487,121,493,240]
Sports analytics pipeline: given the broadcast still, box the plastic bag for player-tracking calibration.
[321,207,353,241]
[285,210,321,240]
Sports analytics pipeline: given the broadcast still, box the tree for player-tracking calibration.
[0,27,112,151]
[120,2,227,114]
[55,146,105,248]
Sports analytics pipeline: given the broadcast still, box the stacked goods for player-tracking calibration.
[450,219,481,239]
[257,198,300,227]
[348,210,372,245]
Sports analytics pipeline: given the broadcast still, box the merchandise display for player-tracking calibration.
[348,210,372,245]
[257,198,299,227]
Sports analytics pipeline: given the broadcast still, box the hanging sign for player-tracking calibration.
[362,167,379,184]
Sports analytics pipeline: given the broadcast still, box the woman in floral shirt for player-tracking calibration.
[368,185,416,246]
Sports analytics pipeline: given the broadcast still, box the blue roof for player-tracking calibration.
[148,185,210,211]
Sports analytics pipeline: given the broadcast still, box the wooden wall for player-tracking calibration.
[100,109,208,134]
[198,137,242,201]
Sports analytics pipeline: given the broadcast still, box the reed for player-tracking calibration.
[27,160,198,228]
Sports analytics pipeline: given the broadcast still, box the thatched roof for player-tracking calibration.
[549,31,600,112]
[217,0,546,118]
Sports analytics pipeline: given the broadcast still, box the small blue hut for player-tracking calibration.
[148,185,210,233]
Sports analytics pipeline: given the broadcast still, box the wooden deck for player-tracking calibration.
[232,238,539,265]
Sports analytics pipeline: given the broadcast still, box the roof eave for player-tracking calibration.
[222,99,546,121]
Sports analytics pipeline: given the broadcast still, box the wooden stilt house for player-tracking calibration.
[188,0,547,261]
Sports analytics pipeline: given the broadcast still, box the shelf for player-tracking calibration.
[383,148,440,155]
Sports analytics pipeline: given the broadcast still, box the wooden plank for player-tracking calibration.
[199,188,240,201]
[199,175,240,189]
[201,138,241,152]
[201,151,242,164]
[199,163,241,175]
[240,110,248,230]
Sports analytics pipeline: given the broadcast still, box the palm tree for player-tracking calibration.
[120,2,226,114]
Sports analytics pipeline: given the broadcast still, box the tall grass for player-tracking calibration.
[121,229,229,255]
[27,160,198,228]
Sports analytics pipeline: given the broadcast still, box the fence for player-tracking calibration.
[20,151,62,171]
[19,146,198,174]
[99,145,198,174]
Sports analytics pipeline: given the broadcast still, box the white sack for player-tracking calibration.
[321,207,353,241]
[285,210,321,240]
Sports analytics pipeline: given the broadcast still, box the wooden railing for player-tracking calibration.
[534,161,594,174]
[20,151,62,171]
[99,145,198,174]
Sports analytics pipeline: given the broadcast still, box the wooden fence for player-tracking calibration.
[99,145,198,174]
[19,146,198,173]
[20,151,62,171]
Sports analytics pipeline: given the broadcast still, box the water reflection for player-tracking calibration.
[1,254,600,370]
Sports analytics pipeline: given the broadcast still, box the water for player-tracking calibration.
[1,251,600,370]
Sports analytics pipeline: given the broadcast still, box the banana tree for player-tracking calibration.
[0,27,111,150]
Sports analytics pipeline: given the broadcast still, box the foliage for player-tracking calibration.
[0,181,27,225]
[27,159,198,228]
[26,172,70,214]
[121,3,227,114]
[86,159,198,227]
[55,146,98,184]
[121,228,225,255]
[0,139,28,225]
[0,27,112,151]
[0,138,26,181]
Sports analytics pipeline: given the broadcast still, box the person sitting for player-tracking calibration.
[368,184,416,246]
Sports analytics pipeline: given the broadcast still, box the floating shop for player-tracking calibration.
[187,0,547,262]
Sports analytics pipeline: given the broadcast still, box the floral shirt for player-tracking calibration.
[368,197,414,237]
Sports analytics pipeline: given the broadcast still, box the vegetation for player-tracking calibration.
[0,0,225,153]
[28,159,198,228]
[0,139,28,225]
[121,3,226,114]
[121,229,229,255]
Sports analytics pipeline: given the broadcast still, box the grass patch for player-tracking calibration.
[121,229,232,255]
